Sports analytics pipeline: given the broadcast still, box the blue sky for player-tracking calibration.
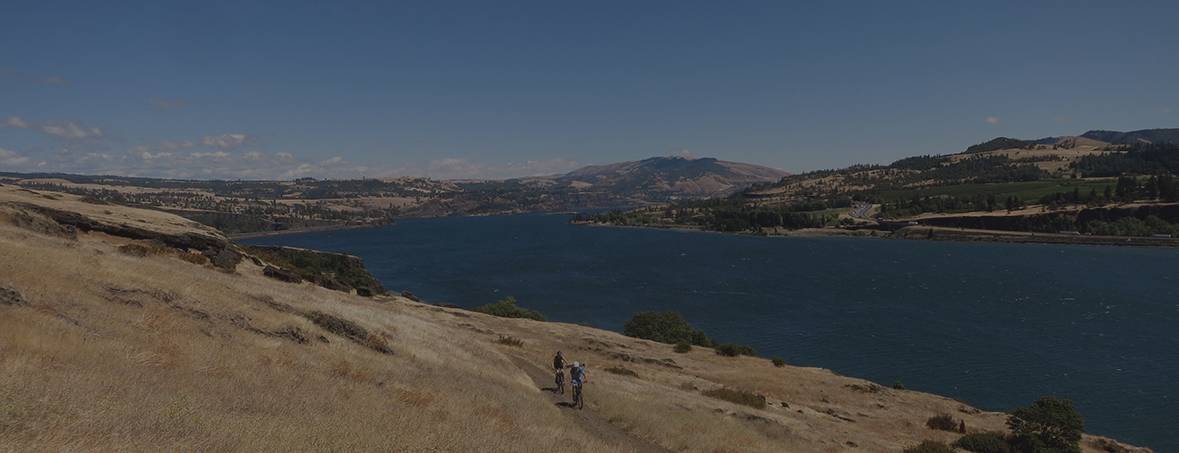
[2,1,1177,179]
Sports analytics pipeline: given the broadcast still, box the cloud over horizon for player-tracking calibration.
[0,112,588,180]
[40,121,103,140]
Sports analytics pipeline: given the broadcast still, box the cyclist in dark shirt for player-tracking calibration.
[553,351,566,394]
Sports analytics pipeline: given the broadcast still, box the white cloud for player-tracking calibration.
[0,148,31,166]
[40,121,102,140]
[4,116,29,128]
[985,116,1001,125]
[0,69,67,86]
[201,133,249,149]
[190,151,231,159]
[1,116,579,181]
[421,157,581,180]
[133,147,174,161]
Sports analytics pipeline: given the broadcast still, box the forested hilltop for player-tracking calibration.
[581,129,1179,244]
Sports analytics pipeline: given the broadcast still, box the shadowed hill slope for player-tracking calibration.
[560,156,788,198]
[0,184,1150,452]
[1081,128,1179,145]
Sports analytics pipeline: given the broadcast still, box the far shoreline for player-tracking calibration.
[228,222,388,240]
[572,220,1179,248]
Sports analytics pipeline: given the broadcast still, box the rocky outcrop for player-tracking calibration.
[263,266,303,283]
[0,185,242,270]
[10,201,227,251]
[207,248,243,271]
[0,286,26,306]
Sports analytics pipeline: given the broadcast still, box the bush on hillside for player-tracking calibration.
[673,342,692,353]
[304,310,392,354]
[926,413,958,431]
[117,244,150,257]
[604,366,638,377]
[714,343,755,357]
[623,311,712,346]
[771,357,785,367]
[244,245,384,294]
[1007,396,1084,453]
[701,387,766,409]
[953,432,1012,453]
[474,297,545,321]
[903,440,955,453]
[365,334,393,354]
[495,335,523,347]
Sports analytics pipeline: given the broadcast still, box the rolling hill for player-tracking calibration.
[1080,128,1179,145]
[965,128,1179,154]
[0,183,1149,452]
[0,156,789,232]
[556,156,789,198]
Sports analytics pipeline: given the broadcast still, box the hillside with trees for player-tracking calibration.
[582,130,1179,244]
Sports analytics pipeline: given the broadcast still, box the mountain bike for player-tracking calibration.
[555,368,565,395]
[572,382,584,410]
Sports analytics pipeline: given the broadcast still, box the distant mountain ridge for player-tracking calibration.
[555,156,788,197]
[1080,128,1179,145]
[965,127,1179,153]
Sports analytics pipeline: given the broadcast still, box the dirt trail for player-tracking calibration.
[506,355,672,453]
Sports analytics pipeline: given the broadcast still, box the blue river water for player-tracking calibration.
[244,214,1179,451]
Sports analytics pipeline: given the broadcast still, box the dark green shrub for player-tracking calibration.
[714,343,755,357]
[903,440,955,453]
[604,366,638,377]
[926,413,957,431]
[892,381,906,390]
[690,330,713,347]
[954,432,1012,453]
[701,388,765,409]
[771,357,785,367]
[245,245,384,294]
[474,297,545,321]
[673,342,692,353]
[1007,396,1084,453]
[623,311,711,345]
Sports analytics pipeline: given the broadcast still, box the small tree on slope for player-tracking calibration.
[1006,396,1084,453]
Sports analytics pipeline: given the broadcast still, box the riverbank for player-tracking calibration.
[227,222,387,240]
[893,225,1179,247]
[574,220,1179,247]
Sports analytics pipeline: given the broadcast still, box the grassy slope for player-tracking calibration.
[0,185,1150,452]
[876,179,1115,204]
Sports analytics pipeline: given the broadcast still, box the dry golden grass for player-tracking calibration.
[0,187,1152,452]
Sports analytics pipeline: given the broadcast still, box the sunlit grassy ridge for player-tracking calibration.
[0,184,1151,452]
